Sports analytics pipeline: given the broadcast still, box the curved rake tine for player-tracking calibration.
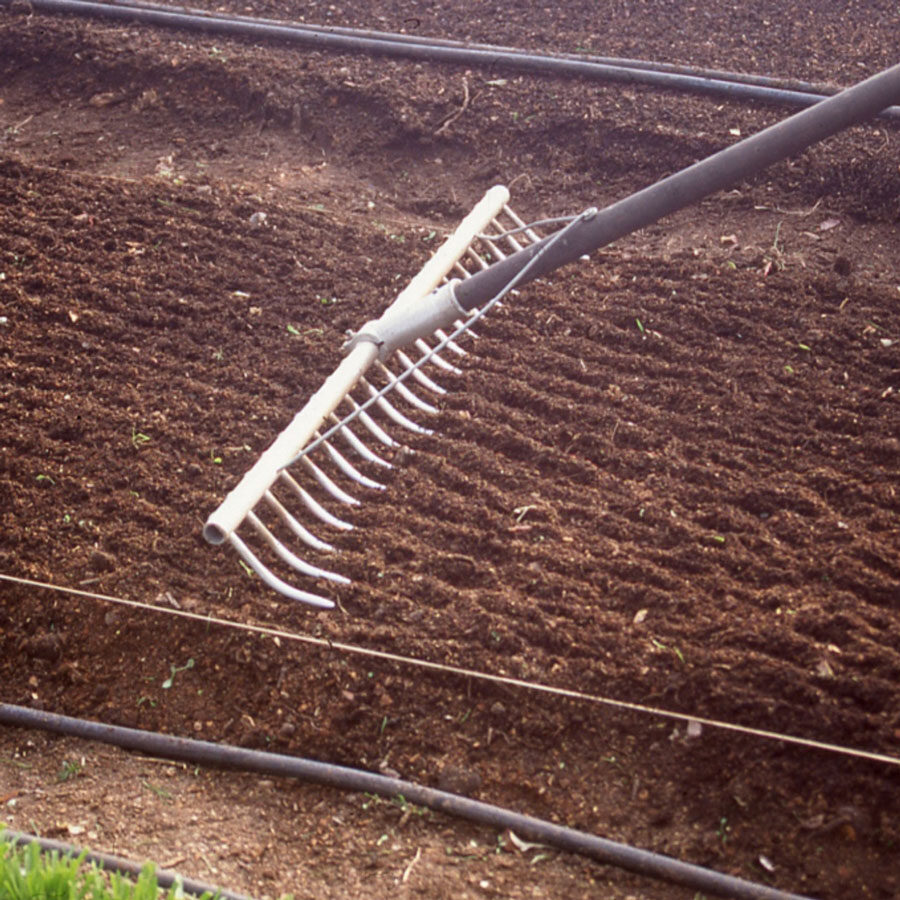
[280,470,353,530]
[448,320,478,342]
[247,511,350,584]
[227,532,334,609]
[360,378,433,435]
[331,411,395,464]
[413,328,466,362]
[415,334,465,364]
[396,349,451,392]
[318,437,386,491]
[466,246,492,270]
[298,453,361,506]
[502,203,544,243]
[490,215,527,253]
[264,489,335,552]
[482,236,509,260]
[376,360,439,414]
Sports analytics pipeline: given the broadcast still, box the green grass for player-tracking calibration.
[0,829,217,900]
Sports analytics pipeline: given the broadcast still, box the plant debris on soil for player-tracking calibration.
[1,2,898,899]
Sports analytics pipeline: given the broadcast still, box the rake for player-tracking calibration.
[204,62,900,609]
[203,185,554,608]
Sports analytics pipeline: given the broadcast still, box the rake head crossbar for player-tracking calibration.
[204,185,544,607]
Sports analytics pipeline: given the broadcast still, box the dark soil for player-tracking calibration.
[1,2,899,899]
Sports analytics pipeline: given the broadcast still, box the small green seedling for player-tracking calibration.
[286,324,301,335]
[57,760,82,782]
[161,657,194,689]
[209,449,222,465]
[142,780,173,802]
[651,638,685,664]
[716,816,731,845]
[0,834,210,900]
[35,473,56,485]
[635,317,645,334]
[131,426,150,449]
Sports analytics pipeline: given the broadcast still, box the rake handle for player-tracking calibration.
[453,62,900,312]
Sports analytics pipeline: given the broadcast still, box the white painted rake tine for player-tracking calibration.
[298,453,361,506]
[482,235,508,260]
[376,360,439,414]
[247,511,350,584]
[227,532,334,609]
[430,327,469,356]
[415,334,465,364]
[264,489,336,553]
[396,349,451,391]
[318,437,386,491]
[413,328,466,362]
[502,202,544,244]
[466,246,492,270]
[335,406,397,457]
[360,378,433,435]
[280,471,354,530]
[490,215,527,253]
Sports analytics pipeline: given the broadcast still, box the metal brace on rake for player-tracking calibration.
[204,185,548,608]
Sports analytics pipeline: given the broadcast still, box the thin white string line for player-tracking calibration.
[2,572,898,768]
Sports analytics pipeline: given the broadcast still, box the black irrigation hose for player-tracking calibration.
[1,704,813,900]
[454,60,900,312]
[3,0,900,121]
[56,0,869,98]
[2,829,254,900]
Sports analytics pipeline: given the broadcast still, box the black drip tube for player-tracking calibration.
[2,829,253,900]
[66,0,875,98]
[0,703,813,900]
[3,0,899,120]
[454,60,900,312]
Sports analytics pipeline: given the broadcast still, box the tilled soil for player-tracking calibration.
[1,2,899,899]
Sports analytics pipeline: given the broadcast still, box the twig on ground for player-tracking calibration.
[435,77,471,135]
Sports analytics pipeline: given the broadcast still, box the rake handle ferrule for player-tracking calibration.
[343,279,465,361]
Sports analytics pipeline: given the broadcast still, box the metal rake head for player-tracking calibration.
[204,185,546,608]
